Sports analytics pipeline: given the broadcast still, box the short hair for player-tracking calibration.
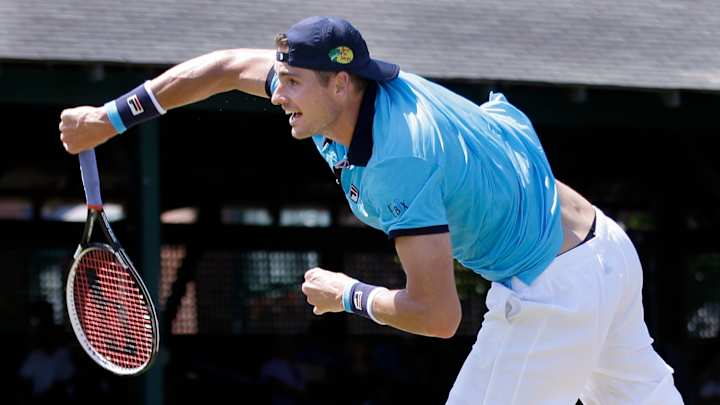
[274,33,289,48]
[274,32,369,92]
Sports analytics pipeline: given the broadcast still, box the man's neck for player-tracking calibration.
[325,88,366,148]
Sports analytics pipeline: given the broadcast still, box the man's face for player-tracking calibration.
[270,58,341,140]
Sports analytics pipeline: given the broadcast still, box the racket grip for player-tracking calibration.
[79,149,103,207]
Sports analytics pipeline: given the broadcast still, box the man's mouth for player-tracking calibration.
[288,111,302,126]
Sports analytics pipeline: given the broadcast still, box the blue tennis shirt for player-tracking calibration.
[267,70,563,285]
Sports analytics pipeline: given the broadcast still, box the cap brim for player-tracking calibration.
[356,58,399,82]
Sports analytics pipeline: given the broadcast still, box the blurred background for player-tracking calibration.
[1,1,719,404]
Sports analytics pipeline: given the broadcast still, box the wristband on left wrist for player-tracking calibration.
[342,280,387,325]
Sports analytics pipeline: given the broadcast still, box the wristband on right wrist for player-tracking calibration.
[104,81,166,134]
[104,100,126,134]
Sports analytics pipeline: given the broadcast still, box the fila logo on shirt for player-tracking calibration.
[349,184,359,203]
[127,95,144,116]
[353,290,363,310]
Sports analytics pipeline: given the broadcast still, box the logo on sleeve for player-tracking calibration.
[386,199,409,218]
[127,95,144,116]
[349,184,359,203]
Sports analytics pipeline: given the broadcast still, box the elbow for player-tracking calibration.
[207,50,249,91]
[427,302,461,339]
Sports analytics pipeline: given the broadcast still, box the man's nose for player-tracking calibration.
[270,90,287,106]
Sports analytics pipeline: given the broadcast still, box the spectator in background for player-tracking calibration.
[17,301,75,404]
[260,338,307,405]
[698,353,720,405]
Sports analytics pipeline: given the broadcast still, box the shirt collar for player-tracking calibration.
[324,81,377,167]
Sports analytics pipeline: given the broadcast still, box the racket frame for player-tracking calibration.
[66,207,160,376]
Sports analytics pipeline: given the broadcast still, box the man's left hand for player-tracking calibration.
[301,268,355,315]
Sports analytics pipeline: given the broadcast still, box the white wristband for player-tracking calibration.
[366,287,388,325]
[143,81,167,115]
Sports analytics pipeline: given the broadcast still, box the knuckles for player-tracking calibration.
[304,267,322,281]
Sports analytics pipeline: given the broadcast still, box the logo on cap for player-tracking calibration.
[329,46,354,64]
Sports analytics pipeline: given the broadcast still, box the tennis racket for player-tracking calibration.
[65,149,159,375]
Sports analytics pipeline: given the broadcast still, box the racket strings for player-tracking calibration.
[73,249,154,369]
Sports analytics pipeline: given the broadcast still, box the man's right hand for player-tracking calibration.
[59,106,117,154]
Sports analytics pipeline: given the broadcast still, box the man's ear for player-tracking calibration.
[334,71,351,95]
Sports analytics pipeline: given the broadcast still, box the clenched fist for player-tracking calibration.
[301,267,356,315]
[59,106,117,154]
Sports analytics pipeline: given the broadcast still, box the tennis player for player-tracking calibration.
[59,16,683,404]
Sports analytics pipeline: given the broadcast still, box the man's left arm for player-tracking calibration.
[301,232,461,338]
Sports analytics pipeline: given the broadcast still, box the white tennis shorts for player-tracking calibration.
[446,208,684,405]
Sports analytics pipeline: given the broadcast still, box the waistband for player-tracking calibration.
[560,210,597,256]
[511,206,608,291]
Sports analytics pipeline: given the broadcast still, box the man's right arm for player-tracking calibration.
[59,49,275,154]
[148,49,275,108]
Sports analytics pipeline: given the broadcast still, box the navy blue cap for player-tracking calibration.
[277,16,399,83]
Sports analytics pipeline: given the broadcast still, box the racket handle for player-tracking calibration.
[79,149,103,207]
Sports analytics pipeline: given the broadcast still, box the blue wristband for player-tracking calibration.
[344,281,382,320]
[105,81,165,133]
[342,281,358,313]
[104,100,127,134]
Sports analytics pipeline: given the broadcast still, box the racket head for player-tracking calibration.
[66,243,160,375]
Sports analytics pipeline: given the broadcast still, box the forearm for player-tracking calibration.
[59,48,274,154]
[301,240,461,339]
[148,48,274,110]
[366,287,461,339]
